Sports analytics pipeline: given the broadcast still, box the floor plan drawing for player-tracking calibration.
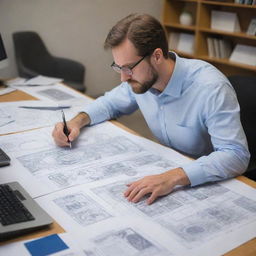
[0,100,90,134]
[83,227,170,256]
[53,192,112,226]
[91,179,256,249]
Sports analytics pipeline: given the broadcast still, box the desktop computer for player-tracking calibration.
[0,33,8,86]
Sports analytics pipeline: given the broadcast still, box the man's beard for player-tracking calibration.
[128,65,158,94]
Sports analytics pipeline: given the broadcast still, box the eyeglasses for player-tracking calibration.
[111,55,148,76]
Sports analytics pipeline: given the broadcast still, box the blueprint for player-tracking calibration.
[0,122,188,197]
[0,98,91,134]
[82,227,170,256]
[90,178,256,252]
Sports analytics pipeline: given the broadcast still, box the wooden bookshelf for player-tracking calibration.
[162,0,256,76]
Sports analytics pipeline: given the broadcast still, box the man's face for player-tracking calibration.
[112,39,158,94]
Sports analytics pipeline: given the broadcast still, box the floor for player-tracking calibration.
[117,110,157,143]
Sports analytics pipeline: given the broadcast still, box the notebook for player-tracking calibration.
[0,182,53,240]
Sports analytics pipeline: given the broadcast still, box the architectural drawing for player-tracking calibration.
[91,180,256,248]
[37,88,75,101]
[0,101,87,134]
[83,227,170,256]
[53,192,112,226]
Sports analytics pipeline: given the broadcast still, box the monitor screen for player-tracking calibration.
[0,33,8,70]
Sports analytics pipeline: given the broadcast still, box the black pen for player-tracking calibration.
[61,110,72,149]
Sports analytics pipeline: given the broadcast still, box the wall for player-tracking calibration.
[0,0,163,96]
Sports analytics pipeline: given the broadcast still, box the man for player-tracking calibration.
[52,14,250,205]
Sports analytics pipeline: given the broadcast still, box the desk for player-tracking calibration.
[1,88,256,255]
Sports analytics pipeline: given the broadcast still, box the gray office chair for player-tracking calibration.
[228,75,256,181]
[13,31,86,92]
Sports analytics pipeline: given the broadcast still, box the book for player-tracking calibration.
[229,44,256,66]
[177,33,195,54]
[213,38,221,58]
[168,32,180,50]
[207,37,215,57]
[246,18,256,36]
[211,10,241,32]
[219,39,232,58]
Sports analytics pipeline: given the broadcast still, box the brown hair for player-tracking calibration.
[104,14,169,58]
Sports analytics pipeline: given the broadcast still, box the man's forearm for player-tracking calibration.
[70,112,91,129]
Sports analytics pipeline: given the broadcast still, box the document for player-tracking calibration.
[0,122,189,197]
[13,83,85,102]
[0,98,91,134]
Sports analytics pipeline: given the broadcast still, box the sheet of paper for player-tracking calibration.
[14,83,85,102]
[0,98,91,134]
[7,75,63,87]
[36,177,256,256]
[0,122,190,198]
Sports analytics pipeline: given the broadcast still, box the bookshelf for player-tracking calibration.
[162,0,256,76]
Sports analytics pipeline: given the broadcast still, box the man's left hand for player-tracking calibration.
[123,167,190,205]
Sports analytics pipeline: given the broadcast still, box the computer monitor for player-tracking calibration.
[0,33,8,85]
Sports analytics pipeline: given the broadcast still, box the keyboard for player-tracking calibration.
[0,148,10,167]
[0,184,35,226]
[0,182,53,240]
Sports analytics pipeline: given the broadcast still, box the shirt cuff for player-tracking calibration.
[181,160,207,187]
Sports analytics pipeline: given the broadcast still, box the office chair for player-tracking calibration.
[228,75,256,181]
[13,31,86,92]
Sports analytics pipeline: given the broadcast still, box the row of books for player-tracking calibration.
[234,0,256,5]
[207,37,232,59]
[168,32,195,55]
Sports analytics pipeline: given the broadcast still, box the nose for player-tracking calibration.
[120,70,131,82]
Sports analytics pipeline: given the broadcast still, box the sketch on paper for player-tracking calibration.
[17,136,143,173]
[47,153,177,189]
[83,228,170,256]
[37,88,75,101]
[91,180,256,248]
[53,192,112,226]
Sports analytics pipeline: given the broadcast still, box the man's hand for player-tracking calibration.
[124,168,190,205]
[52,112,90,147]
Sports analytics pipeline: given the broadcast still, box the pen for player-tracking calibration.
[61,110,72,149]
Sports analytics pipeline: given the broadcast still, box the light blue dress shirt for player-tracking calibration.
[84,52,250,186]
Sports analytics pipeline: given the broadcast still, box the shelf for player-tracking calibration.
[201,1,256,9]
[164,22,196,31]
[163,0,256,75]
[199,28,256,40]
[199,55,256,71]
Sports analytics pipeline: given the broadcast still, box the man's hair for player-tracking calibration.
[104,14,169,58]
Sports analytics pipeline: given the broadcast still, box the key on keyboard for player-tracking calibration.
[0,184,35,226]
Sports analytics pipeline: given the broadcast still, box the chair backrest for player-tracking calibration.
[13,31,52,77]
[228,75,256,171]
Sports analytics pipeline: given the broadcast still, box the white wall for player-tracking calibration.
[0,0,163,96]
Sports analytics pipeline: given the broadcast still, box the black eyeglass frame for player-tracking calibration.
[111,54,148,76]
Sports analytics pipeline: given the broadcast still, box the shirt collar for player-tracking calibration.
[161,51,185,98]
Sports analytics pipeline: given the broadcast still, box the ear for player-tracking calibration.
[152,48,163,64]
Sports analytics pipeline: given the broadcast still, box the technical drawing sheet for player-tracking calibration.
[0,121,190,197]
[0,98,92,134]
[36,176,256,256]
[10,83,85,102]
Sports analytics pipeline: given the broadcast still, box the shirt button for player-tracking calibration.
[160,106,163,110]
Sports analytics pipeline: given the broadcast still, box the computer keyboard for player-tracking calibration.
[0,184,35,226]
[0,148,11,167]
